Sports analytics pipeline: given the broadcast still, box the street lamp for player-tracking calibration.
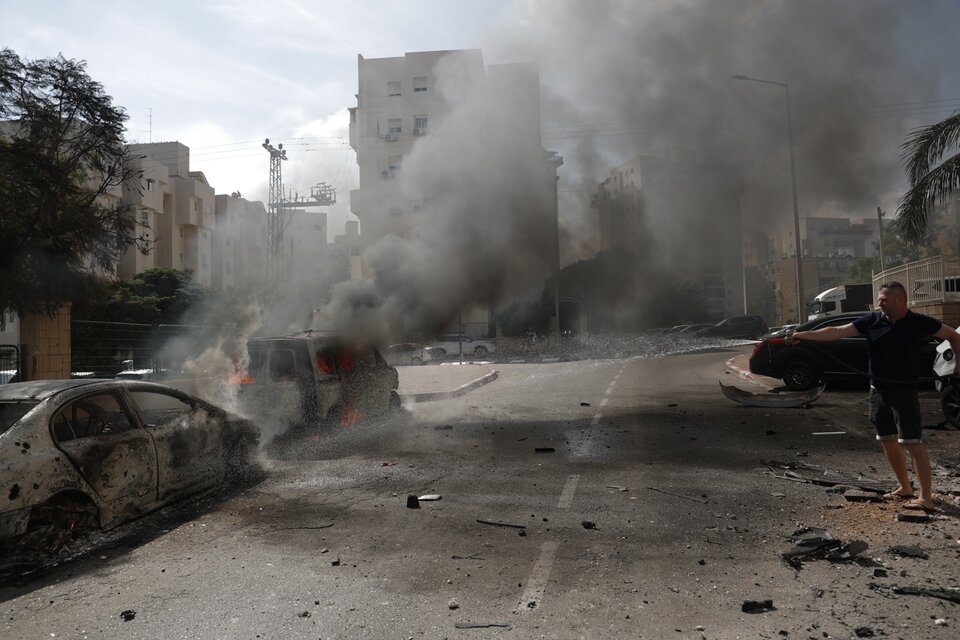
[733,74,804,324]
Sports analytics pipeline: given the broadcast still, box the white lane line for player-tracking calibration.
[590,412,602,426]
[557,474,580,509]
[600,398,609,407]
[604,388,613,395]
[516,541,560,612]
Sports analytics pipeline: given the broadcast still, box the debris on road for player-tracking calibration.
[844,490,883,503]
[418,494,442,501]
[782,527,868,568]
[455,622,512,629]
[580,402,591,407]
[889,544,928,559]
[854,627,875,638]
[892,585,960,604]
[896,512,931,523]
[581,520,597,529]
[741,599,776,613]
[448,599,460,610]
[451,553,483,560]
[298,611,311,618]
[606,485,629,492]
[477,519,526,530]
[720,381,824,408]
[406,495,420,509]
[765,460,893,494]
[647,486,708,504]
[534,447,556,453]
[120,610,136,622]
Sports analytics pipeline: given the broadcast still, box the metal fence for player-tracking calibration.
[0,344,20,383]
[873,256,960,305]
[71,320,230,376]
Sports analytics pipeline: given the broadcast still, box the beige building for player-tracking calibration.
[123,143,216,287]
[212,194,268,290]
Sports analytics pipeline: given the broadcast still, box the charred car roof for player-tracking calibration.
[0,379,198,403]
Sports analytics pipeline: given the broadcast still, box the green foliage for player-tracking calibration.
[0,48,144,325]
[896,111,960,244]
[78,268,208,325]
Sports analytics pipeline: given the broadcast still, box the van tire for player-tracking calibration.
[941,383,960,429]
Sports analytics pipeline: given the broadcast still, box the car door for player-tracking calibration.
[126,389,222,502]
[51,391,158,519]
[814,317,867,378]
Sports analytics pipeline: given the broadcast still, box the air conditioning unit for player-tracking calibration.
[384,133,396,141]
[413,128,425,136]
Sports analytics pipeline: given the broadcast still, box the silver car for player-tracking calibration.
[0,379,259,552]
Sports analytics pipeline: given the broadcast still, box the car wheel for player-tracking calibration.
[226,439,252,482]
[941,382,960,429]
[411,356,423,366]
[474,346,489,358]
[25,493,99,553]
[782,359,819,391]
[433,348,447,360]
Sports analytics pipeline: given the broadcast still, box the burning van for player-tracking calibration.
[232,333,400,432]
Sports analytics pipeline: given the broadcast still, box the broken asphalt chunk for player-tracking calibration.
[892,585,960,604]
[455,622,512,630]
[844,490,883,503]
[120,610,136,622]
[741,600,775,614]
[782,527,867,568]
[534,447,555,453]
[581,520,597,530]
[889,544,928,559]
[406,495,420,509]
[896,512,931,523]
[854,627,875,638]
[418,494,442,501]
[477,519,526,530]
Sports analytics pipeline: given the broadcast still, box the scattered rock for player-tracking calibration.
[935,618,948,627]
[844,490,882,503]
[120,610,136,622]
[741,600,775,614]
[406,495,420,509]
[581,521,597,530]
[896,513,930,523]
[298,611,311,618]
[854,627,875,638]
[448,599,460,610]
[331,558,341,567]
[534,447,555,453]
[889,544,928,559]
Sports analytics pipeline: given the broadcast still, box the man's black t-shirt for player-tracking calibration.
[851,311,941,387]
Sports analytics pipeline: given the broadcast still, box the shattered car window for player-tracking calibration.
[269,349,297,382]
[52,393,135,441]
[1,401,38,435]
[129,391,200,428]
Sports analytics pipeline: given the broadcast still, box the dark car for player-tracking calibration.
[1,379,259,552]
[381,343,426,366]
[698,315,769,340]
[748,312,940,390]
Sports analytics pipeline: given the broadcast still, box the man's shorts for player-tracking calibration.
[868,386,923,444]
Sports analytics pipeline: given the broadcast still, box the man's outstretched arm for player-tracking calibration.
[787,323,859,344]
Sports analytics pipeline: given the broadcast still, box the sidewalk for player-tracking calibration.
[397,363,498,402]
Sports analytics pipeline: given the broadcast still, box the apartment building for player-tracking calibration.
[125,142,216,287]
[212,194,268,290]
[592,154,745,319]
[348,49,562,336]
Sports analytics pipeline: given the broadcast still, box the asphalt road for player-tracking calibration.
[3,348,960,639]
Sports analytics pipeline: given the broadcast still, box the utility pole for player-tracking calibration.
[877,206,886,273]
[263,139,336,276]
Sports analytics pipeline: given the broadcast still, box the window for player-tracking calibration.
[139,210,149,226]
[387,81,401,97]
[52,393,135,441]
[129,391,198,429]
[269,349,297,382]
[145,178,156,192]
[414,115,428,132]
[413,76,427,92]
[388,155,402,171]
[388,118,402,134]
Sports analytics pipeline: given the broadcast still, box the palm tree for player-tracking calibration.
[896,111,960,245]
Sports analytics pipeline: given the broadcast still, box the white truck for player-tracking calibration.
[807,283,873,321]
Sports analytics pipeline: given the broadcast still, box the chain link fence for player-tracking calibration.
[0,344,20,383]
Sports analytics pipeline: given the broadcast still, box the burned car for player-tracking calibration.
[0,379,259,552]
[233,333,400,431]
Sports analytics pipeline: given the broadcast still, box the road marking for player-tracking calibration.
[516,541,560,612]
[600,398,609,407]
[557,474,580,509]
[604,388,613,395]
[591,412,602,426]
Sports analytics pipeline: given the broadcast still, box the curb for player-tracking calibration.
[724,356,773,391]
[402,369,499,403]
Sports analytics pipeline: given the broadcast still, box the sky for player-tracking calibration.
[3,0,960,252]
[0,0,515,240]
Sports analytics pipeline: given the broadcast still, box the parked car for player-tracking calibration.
[0,379,259,552]
[234,333,400,431]
[381,343,426,366]
[698,315,769,340]
[427,334,495,359]
[933,327,960,428]
[677,323,713,334]
[749,312,939,390]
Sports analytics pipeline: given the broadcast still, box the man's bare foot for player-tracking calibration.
[882,488,914,500]
[903,498,938,513]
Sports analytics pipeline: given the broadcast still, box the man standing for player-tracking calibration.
[787,281,960,513]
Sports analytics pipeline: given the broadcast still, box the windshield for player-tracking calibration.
[0,401,38,435]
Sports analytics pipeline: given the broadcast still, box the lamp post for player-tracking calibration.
[733,74,804,324]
